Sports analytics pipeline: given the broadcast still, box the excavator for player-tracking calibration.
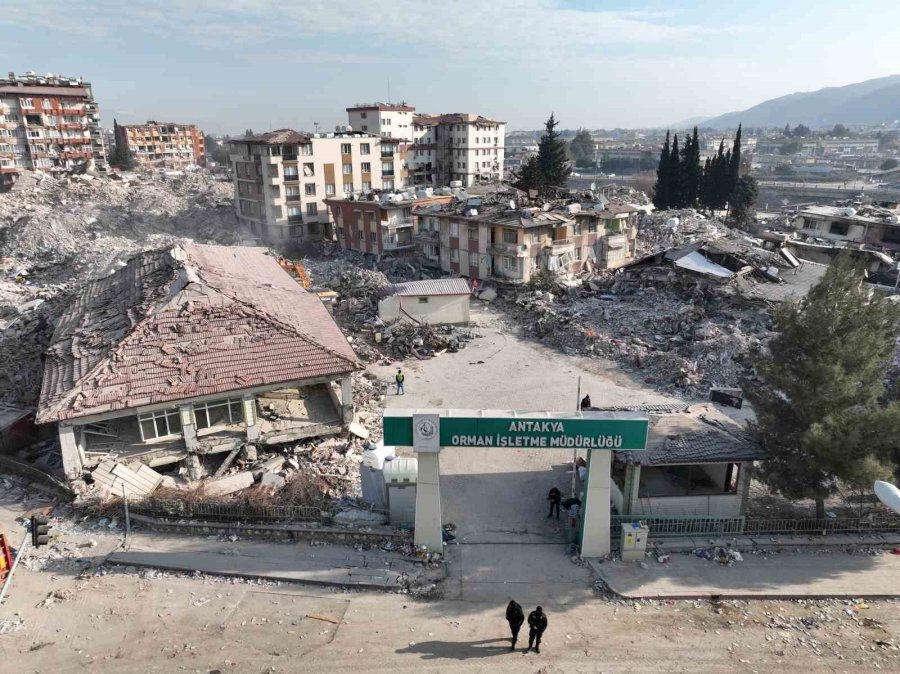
[277,258,312,289]
[0,530,13,585]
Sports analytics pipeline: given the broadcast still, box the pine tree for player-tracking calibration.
[568,128,595,168]
[729,175,758,227]
[668,134,681,208]
[536,113,570,195]
[511,155,542,195]
[746,255,900,518]
[783,123,792,137]
[653,131,671,210]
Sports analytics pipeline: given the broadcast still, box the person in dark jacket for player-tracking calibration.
[580,394,591,410]
[546,487,561,519]
[505,600,524,650]
[527,606,548,653]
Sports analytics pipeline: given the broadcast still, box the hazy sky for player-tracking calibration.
[1,0,897,134]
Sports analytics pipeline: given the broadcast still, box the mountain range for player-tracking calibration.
[698,75,900,130]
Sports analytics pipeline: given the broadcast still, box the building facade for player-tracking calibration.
[0,72,106,189]
[792,204,900,250]
[325,192,452,258]
[228,128,386,243]
[346,103,415,140]
[121,121,206,168]
[408,113,506,187]
[413,200,639,283]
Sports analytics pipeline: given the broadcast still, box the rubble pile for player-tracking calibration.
[0,169,241,406]
[635,209,728,256]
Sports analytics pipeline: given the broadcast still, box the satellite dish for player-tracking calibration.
[508,200,516,210]
[590,182,596,190]
[874,480,900,514]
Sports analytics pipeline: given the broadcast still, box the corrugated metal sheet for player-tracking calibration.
[386,278,471,297]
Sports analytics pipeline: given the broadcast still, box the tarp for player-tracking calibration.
[674,251,734,280]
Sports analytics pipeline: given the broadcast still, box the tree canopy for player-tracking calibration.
[745,255,900,517]
[512,113,571,196]
[568,129,595,168]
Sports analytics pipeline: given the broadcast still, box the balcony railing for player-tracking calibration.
[488,241,528,255]
[414,230,439,241]
[382,219,414,229]
[382,169,395,176]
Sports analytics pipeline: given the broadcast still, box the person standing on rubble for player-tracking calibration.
[395,369,405,395]
[527,606,548,653]
[506,600,525,650]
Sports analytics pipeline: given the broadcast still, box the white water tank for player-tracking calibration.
[449,180,463,188]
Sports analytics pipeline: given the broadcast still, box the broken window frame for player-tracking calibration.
[193,399,244,432]
[138,408,183,442]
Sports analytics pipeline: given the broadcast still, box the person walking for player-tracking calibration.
[527,606,548,653]
[546,486,561,520]
[395,369,405,395]
[505,600,524,650]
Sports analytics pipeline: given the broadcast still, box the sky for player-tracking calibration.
[1,0,898,134]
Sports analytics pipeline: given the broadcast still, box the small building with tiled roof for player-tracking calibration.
[607,404,765,518]
[38,243,361,482]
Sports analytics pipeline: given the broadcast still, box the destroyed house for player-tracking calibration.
[36,243,360,483]
[611,405,764,517]
[792,205,900,251]
[413,198,639,283]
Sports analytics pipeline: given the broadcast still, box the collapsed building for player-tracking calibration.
[35,243,360,487]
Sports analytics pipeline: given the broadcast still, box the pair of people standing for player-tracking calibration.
[505,601,548,653]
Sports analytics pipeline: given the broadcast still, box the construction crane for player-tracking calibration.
[278,258,312,289]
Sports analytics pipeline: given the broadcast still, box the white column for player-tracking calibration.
[58,424,83,481]
[580,449,611,558]
[179,405,198,450]
[414,451,443,552]
[412,413,442,552]
[243,395,259,441]
[340,377,353,424]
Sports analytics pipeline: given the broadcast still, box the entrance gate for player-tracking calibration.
[382,409,649,556]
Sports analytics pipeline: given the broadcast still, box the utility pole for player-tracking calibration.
[572,376,581,497]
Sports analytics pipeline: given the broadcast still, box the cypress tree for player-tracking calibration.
[668,134,681,209]
[653,131,671,210]
[699,156,712,209]
[682,126,701,208]
[729,124,742,199]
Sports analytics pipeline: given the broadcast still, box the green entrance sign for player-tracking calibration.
[382,410,649,450]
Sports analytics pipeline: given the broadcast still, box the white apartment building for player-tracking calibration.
[346,103,415,141]
[228,128,385,243]
[408,113,505,188]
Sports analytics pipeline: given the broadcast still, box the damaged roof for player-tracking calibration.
[384,278,472,297]
[37,244,360,424]
[228,129,311,145]
[616,405,765,466]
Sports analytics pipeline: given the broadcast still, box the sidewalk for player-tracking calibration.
[108,532,443,590]
[590,547,900,599]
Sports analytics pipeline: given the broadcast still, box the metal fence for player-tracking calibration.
[611,514,900,539]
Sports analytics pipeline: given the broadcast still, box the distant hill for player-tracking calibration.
[703,75,900,129]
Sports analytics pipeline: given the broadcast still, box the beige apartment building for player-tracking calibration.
[414,200,639,283]
[228,128,387,243]
[409,113,506,188]
[0,71,106,189]
[121,121,205,168]
[346,103,415,141]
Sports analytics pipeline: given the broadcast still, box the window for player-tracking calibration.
[42,99,51,110]
[285,185,300,199]
[360,143,370,154]
[336,226,344,237]
[503,229,517,244]
[530,230,542,244]
[370,232,377,243]
[287,206,302,217]
[504,256,516,270]
[305,183,316,196]
[138,409,182,441]
[325,183,335,195]
[575,247,582,260]
[343,183,354,194]
[300,144,313,156]
[468,251,479,267]
[360,112,368,119]
[342,163,352,174]
[449,222,459,237]
[384,118,392,125]
[193,399,244,431]
[361,181,371,191]
[829,221,849,236]
[450,249,459,262]
[418,297,429,304]
[468,226,478,240]
[307,203,318,216]
[20,98,33,108]
[341,143,352,155]
[587,222,597,233]
[361,162,371,173]
[302,163,314,177]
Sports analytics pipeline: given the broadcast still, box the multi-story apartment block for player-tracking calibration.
[325,191,452,259]
[408,113,506,188]
[0,71,106,189]
[228,128,385,243]
[413,200,639,283]
[346,103,415,140]
[120,121,206,168]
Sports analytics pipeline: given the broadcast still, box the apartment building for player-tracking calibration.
[792,204,900,250]
[408,113,506,188]
[413,199,638,283]
[228,128,384,243]
[346,103,415,140]
[0,71,106,189]
[120,121,206,168]
[325,191,452,259]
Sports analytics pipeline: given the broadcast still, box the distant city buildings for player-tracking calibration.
[120,121,206,168]
[0,71,106,189]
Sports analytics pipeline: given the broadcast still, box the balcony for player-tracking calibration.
[414,229,440,242]
[488,241,528,256]
[285,194,301,203]
[382,169,395,176]
[282,173,300,183]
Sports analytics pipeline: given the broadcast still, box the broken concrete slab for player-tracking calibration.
[91,460,162,498]
[348,422,370,440]
[260,472,286,490]
[202,471,254,497]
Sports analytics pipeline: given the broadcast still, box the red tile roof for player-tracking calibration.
[413,113,504,126]
[37,244,359,424]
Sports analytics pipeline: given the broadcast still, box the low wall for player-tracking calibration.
[634,494,742,517]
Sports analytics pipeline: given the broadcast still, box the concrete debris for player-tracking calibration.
[348,422,370,440]
[91,460,163,498]
[259,472,286,490]
[202,471,255,497]
[0,169,241,408]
